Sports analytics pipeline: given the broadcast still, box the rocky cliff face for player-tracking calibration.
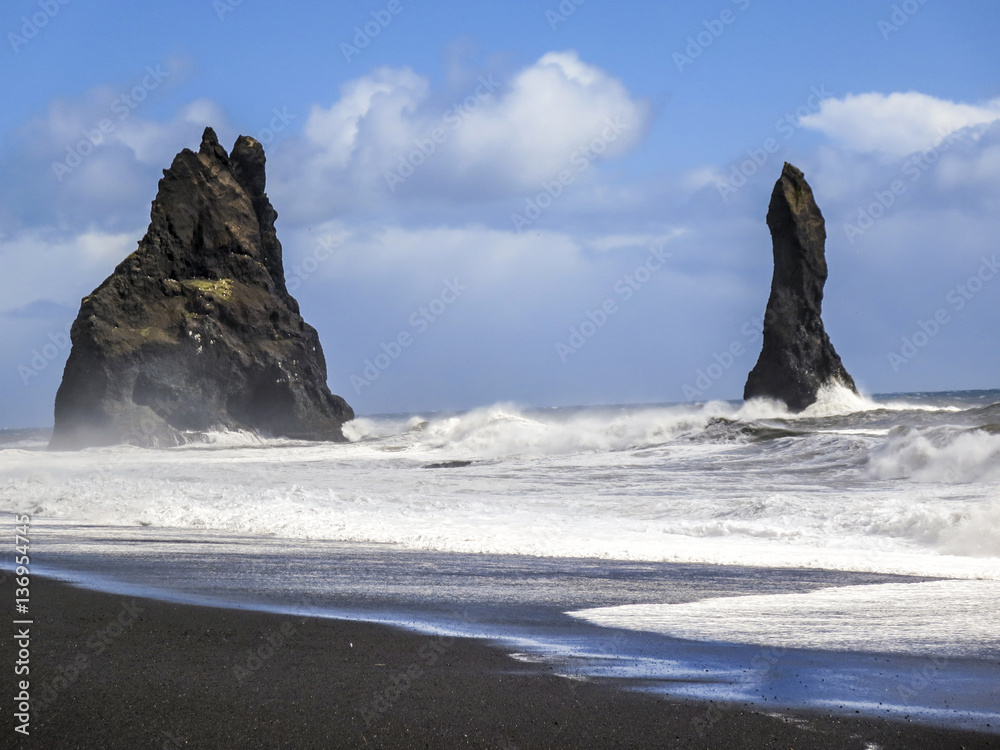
[50,128,354,449]
[744,162,857,412]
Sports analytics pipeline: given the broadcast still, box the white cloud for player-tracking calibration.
[77,229,139,263]
[586,231,683,253]
[937,123,1000,190]
[801,92,1000,157]
[679,166,723,194]
[447,51,649,186]
[112,99,229,164]
[303,67,429,170]
[0,227,143,311]
[275,50,651,217]
[1,92,233,235]
[284,223,585,289]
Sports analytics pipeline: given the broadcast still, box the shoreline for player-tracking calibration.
[5,575,998,749]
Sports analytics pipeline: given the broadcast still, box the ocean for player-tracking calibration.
[3,386,999,731]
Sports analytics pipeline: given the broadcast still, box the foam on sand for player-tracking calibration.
[568,579,1000,656]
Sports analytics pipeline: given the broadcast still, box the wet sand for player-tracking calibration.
[6,575,998,749]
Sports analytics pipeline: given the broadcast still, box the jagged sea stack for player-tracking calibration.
[50,128,354,449]
[743,163,857,411]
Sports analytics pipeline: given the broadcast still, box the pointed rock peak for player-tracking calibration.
[232,134,262,153]
[230,135,266,197]
[771,162,819,218]
[199,126,230,165]
[781,161,802,180]
[199,126,220,150]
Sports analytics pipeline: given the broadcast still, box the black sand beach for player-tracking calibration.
[6,575,997,750]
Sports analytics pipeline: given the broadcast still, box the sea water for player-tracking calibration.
[2,387,999,730]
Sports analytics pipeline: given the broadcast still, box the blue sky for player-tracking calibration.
[2,0,999,426]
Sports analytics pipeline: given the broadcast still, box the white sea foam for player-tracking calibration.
[2,394,998,581]
[567,580,1000,656]
[868,426,1000,483]
[346,388,912,459]
[178,429,277,449]
[739,382,875,419]
[741,383,961,419]
[400,402,726,457]
[343,415,427,442]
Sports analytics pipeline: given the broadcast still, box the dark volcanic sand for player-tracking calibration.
[6,576,997,749]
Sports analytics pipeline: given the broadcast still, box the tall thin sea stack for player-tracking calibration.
[50,127,354,449]
[744,162,857,411]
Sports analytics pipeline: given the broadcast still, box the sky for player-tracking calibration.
[2,0,999,426]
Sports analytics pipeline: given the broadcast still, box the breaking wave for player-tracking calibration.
[868,426,1000,483]
[2,389,998,579]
